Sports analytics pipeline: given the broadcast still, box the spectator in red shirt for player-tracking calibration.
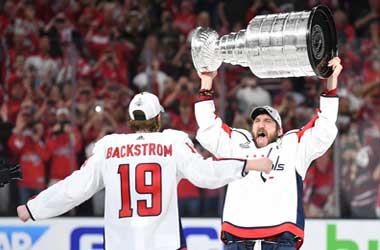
[361,50,380,85]
[171,99,197,139]
[92,48,127,90]
[303,149,335,217]
[173,0,197,36]
[8,102,49,203]
[85,17,110,59]
[7,28,35,69]
[46,107,82,185]
[177,140,202,217]
[334,9,356,44]
[5,77,27,123]
[199,147,225,217]
[34,0,54,24]
[0,5,9,85]
[177,179,201,217]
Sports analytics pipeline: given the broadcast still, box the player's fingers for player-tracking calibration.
[328,57,340,66]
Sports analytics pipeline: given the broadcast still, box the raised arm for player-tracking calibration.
[295,57,343,178]
[195,71,251,157]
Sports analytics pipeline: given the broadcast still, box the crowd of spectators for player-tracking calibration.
[0,0,379,218]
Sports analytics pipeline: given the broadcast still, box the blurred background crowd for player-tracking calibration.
[0,0,379,219]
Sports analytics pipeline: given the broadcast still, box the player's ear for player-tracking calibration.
[277,127,283,137]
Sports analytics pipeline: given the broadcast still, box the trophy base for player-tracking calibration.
[307,5,338,79]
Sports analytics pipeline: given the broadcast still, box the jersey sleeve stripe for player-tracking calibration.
[321,88,337,96]
[25,203,35,221]
[221,123,232,138]
[221,222,304,248]
[195,96,213,103]
[197,95,213,102]
[296,109,320,142]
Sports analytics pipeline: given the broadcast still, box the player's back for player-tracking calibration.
[99,130,185,250]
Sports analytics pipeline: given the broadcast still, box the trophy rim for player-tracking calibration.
[306,5,338,79]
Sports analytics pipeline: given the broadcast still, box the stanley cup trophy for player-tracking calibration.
[191,5,337,79]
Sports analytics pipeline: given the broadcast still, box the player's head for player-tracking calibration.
[127,92,164,132]
[250,106,283,148]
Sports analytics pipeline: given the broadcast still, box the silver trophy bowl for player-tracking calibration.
[191,5,337,79]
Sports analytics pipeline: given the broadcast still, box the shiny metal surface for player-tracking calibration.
[191,6,337,79]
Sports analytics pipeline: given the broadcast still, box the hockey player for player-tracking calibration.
[17,92,274,250]
[195,57,343,250]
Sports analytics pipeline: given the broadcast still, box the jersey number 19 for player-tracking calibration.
[118,163,162,218]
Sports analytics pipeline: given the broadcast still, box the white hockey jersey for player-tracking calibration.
[195,95,338,248]
[26,129,248,250]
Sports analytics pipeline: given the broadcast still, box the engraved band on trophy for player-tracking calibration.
[191,5,337,79]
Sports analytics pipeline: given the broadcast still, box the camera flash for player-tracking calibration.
[95,105,102,113]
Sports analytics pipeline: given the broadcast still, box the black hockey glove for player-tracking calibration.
[0,159,22,187]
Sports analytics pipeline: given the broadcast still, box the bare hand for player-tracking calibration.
[328,57,343,79]
[197,71,217,90]
[327,57,343,90]
[17,205,31,222]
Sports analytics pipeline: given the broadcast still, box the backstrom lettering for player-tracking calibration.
[106,144,172,158]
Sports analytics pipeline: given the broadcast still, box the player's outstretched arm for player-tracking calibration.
[177,138,272,189]
[17,151,105,222]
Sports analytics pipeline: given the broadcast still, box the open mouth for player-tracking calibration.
[257,130,267,138]
[255,130,268,146]
[258,132,266,138]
